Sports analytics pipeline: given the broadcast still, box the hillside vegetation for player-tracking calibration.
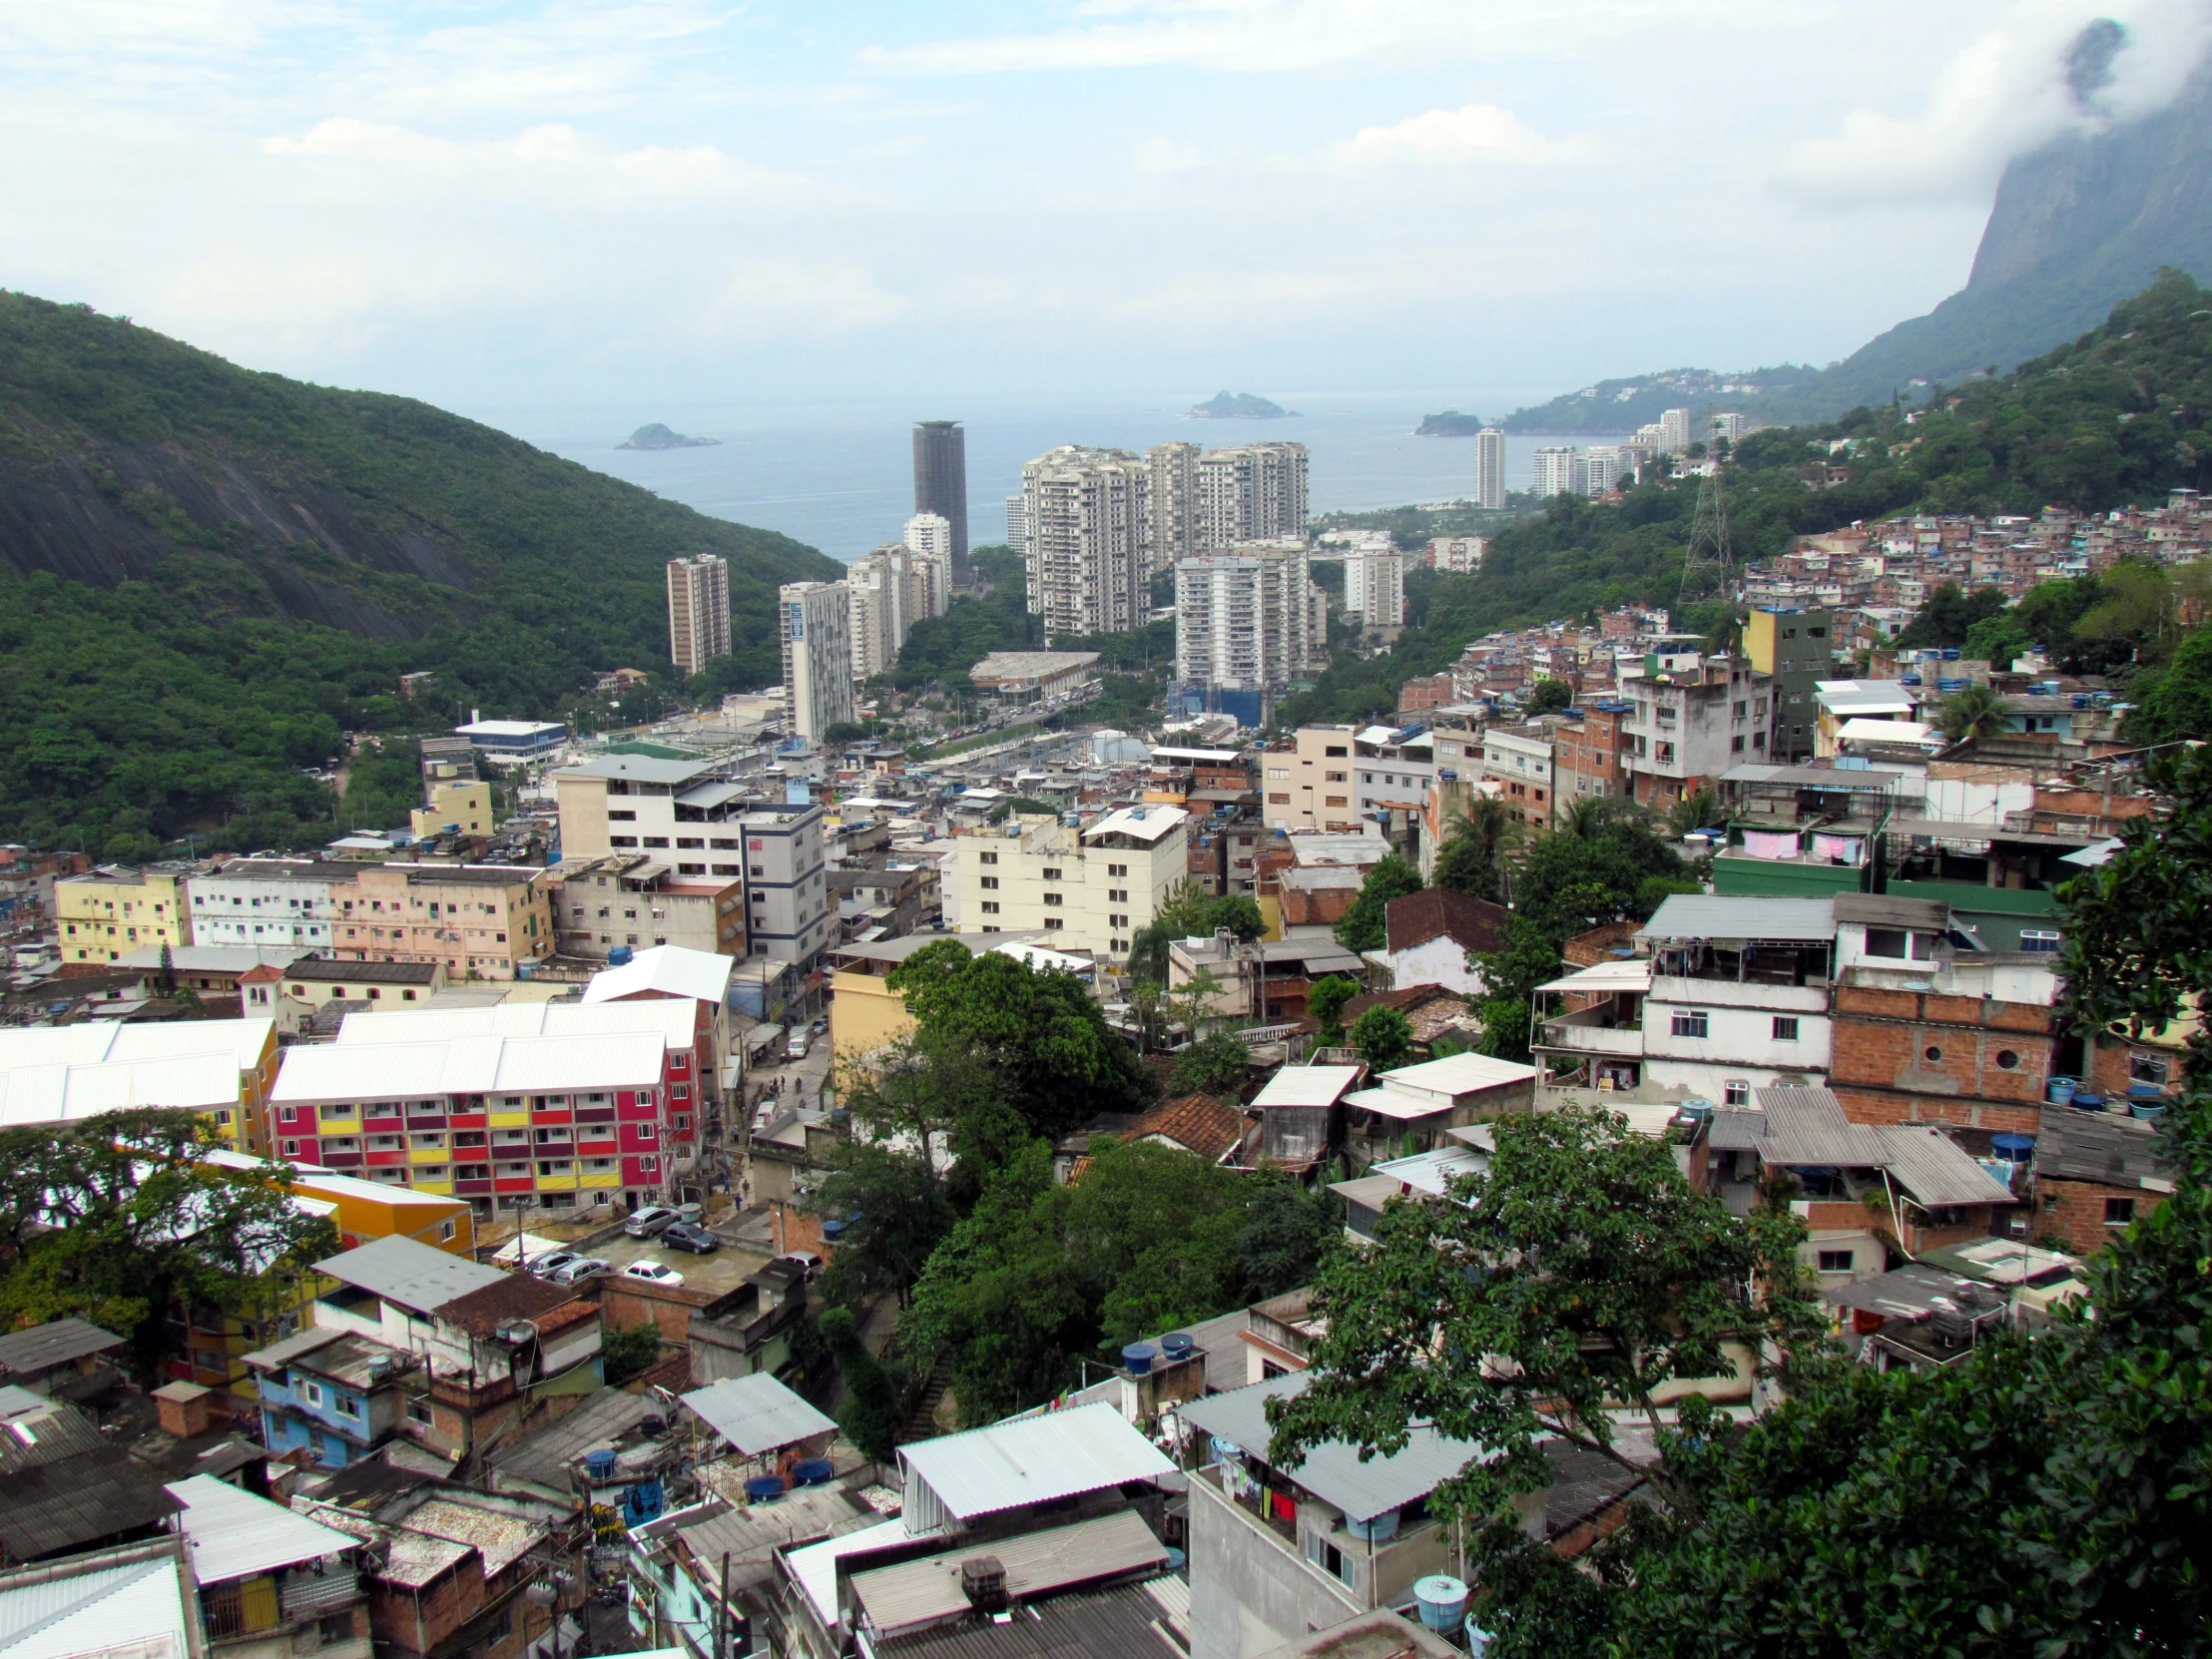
[0,291,837,855]
[1284,271,2212,728]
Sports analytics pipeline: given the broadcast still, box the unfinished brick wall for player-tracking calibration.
[2035,1175,2166,1255]
[1830,983,2051,1138]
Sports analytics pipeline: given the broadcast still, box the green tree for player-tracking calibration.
[1307,975,1360,1047]
[1961,609,2031,668]
[2122,624,2212,743]
[1433,797,1521,903]
[810,1139,958,1309]
[1172,1030,1253,1097]
[0,1110,340,1382]
[1893,581,2011,649]
[1934,681,2010,742]
[599,1321,664,1385]
[1350,1004,1413,1073]
[1525,677,1572,715]
[1334,854,1423,953]
[820,1307,903,1465]
[1663,788,1720,836]
[886,940,1149,1135]
[1236,1176,1341,1298]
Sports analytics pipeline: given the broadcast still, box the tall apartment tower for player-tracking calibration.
[1474,427,1507,510]
[1146,441,1202,571]
[779,581,854,743]
[1175,546,1326,690]
[1583,446,1622,496]
[1021,446,1151,638]
[912,421,968,578]
[1342,547,1406,627]
[899,520,954,619]
[1005,494,1027,557]
[1197,442,1309,550]
[665,554,731,677]
[1659,408,1693,454]
[1531,446,1579,499]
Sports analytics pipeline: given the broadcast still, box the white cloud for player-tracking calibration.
[1779,0,2212,205]
[1337,103,1590,167]
[710,260,911,337]
[1135,135,1204,173]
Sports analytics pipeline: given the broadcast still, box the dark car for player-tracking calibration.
[661,1221,720,1255]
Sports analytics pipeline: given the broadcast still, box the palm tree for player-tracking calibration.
[1665,788,1723,837]
[1435,795,1523,902]
[1935,683,2009,744]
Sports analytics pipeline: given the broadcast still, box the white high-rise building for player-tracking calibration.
[1710,411,1748,446]
[898,522,954,619]
[1532,446,1579,499]
[1005,494,1027,557]
[1583,447,1622,497]
[780,581,854,742]
[1659,408,1693,454]
[1175,545,1326,691]
[1474,427,1507,510]
[1343,547,1406,627]
[1021,446,1151,638]
[1197,442,1308,551]
[666,554,731,678]
[1425,536,1486,574]
[1146,441,1201,571]
[903,511,952,565]
[848,538,953,681]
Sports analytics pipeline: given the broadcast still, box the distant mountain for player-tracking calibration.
[1504,23,2212,432]
[1188,390,1296,419]
[620,422,720,450]
[1414,410,1486,435]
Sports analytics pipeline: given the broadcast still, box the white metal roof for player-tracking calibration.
[787,1518,920,1632]
[680,1374,836,1456]
[0,1553,193,1659]
[457,720,566,739]
[990,942,1095,974]
[0,1052,245,1128]
[276,1031,666,1102]
[166,1473,362,1584]
[1150,747,1243,763]
[1378,1052,1539,1097]
[0,1018,273,1075]
[334,1000,698,1048]
[581,945,733,1006]
[1249,1066,1365,1109]
[116,944,315,973]
[1536,959,1653,994]
[1839,718,1937,745]
[1288,833,1392,867]
[1081,806,1189,843]
[897,1401,1175,1522]
[313,1233,505,1314]
[1642,894,1836,943]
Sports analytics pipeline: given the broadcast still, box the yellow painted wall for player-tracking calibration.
[830,969,918,1060]
[1743,608,1781,676]
[411,781,495,839]
[56,870,191,962]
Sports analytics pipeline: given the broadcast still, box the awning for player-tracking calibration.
[1537,959,1652,995]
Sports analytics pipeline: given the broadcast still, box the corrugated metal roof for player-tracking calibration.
[1179,1375,1489,1523]
[332,1000,697,1048]
[239,1327,345,1372]
[786,1517,921,1631]
[581,945,733,1006]
[0,1052,248,1129]
[0,1019,273,1075]
[868,1579,1180,1659]
[166,1474,359,1583]
[1707,1109,1766,1152]
[0,1318,124,1377]
[1754,1086,1890,1167]
[1642,895,1835,942]
[0,1553,191,1659]
[1832,893,1950,929]
[850,1511,1166,1639]
[898,1403,1175,1524]
[681,1375,836,1456]
[2033,1105,2170,1187]
[313,1234,504,1314]
[1378,1053,1539,1097]
[1876,1126,2017,1208]
[1080,807,1188,844]
[487,1384,659,1492]
[276,1029,666,1102]
[0,1449,181,1557]
[1249,1067,1364,1110]
[1536,959,1652,994]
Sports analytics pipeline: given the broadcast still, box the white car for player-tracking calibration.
[622,1261,685,1288]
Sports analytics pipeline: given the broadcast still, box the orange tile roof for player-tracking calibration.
[1122,1094,1248,1163]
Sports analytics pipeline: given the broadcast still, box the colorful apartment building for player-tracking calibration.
[55,863,196,963]
[0,1018,277,1147]
[333,864,553,981]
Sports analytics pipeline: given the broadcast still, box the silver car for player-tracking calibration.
[624,1206,681,1239]
[546,1257,608,1285]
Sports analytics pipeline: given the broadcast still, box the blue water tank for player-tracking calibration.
[790,1457,834,1486]
[1412,1576,1469,1631]
[1159,1332,1196,1365]
[1122,1344,1155,1376]
[1348,1509,1400,1542]
[2071,1091,2107,1113]
[1990,1133,2035,1162]
[608,945,634,966]
[1900,673,1923,687]
[746,1475,786,1502]
[1941,648,1961,661]
[585,1448,618,1481]
[2072,693,2091,709]
[821,1219,846,1242]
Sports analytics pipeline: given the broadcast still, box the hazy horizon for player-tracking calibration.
[10,2,2212,418]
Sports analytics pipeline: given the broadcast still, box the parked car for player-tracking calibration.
[546,1257,609,1285]
[527,1251,583,1280]
[774,1251,824,1280]
[661,1222,719,1255]
[786,1031,812,1062]
[623,1261,684,1288]
[624,1205,681,1239]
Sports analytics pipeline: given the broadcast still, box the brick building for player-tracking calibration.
[1551,700,1632,807]
[2030,1105,2173,1254]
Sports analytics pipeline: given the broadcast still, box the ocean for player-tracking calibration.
[490,388,1605,562]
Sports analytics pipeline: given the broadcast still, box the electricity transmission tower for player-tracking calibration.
[1676,463,1733,616]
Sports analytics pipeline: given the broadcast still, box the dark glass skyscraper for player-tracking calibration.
[912,420,968,577]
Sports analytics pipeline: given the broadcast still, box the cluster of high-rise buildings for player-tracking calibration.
[777,513,954,740]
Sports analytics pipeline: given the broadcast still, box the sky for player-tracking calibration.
[6,0,2212,419]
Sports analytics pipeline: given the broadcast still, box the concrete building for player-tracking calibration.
[1262,726,1431,835]
[1004,493,1026,557]
[729,801,833,970]
[328,864,553,982]
[1474,426,1506,510]
[666,554,732,678]
[957,806,1189,957]
[1617,651,1771,811]
[1378,887,1506,997]
[968,651,1100,706]
[1175,546,1326,693]
[167,1475,373,1659]
[1022,446,1151,637]
[780,581,854,743]
[546,856,744,961]
[56,863,195,963]
[1197,442,1309,551]
[1475,723,1557,830]
[409,780,493,842]
[1659,407,1692,454]
[452,720,567,762]
[912,420,969,573]
[191,859,352,950]
[903,510,952,570]
[1711,411,1748,446]
[1341,546,1404,628]
[1582,445,1623,496]
[1531,445,1578,498]
[1743,607,1838,764]
[1552,699,1633,807]
[1147,440,1202,569]
[0,1017,278,1148]
[1423,535,1485,574]
[279,960,443,1009]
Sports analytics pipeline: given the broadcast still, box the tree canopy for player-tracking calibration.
[1335,854,1423,953]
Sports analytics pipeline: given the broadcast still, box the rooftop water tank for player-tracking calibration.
[1941,647,1961,661]
[791,1457,834,1486]
[1159,1332,1195,1365]
[1412,1576,1469,1632]
[1990,1133,2035,1163]
[1348,1509,1400,1542]
[585,1448,618,1481]
[1900,674,1922,687]
[608,945,634,966]
[1121,1343,1156,1376]
[746,1475,786,1502]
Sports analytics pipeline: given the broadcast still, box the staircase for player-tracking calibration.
[900,1359,951,1443]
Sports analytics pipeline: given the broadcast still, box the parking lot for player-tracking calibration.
[542,1221,774,1303]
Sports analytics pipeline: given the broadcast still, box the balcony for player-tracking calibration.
[281,1570,360,1617]
[1537,1008,1645,1057]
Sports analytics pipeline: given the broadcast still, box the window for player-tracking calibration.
[280,1139,300,1158]
[1108,864,1128,877]
[1671,1010,1709,1038]
[1995,1049,2019,1070]
[1043,917,1064,930]
[1326,771,1348,783]
[1324,746,1348,758]
[979,876,999,889]
[608,810,637,822]
[1772,1016,1800,1041]
[1305,1533,1357,1590]
[1269,793,1290,805]
[335,1393,361,1418]
[1924,1045,1943,1063]
[1724,1079,1750,1107]
[296,1379,324,1407]
[2130,1054,2170,1084]
[2104,1197,2137,1226]
[980,901,1000,914]
[1817,1250,1855,1273]
[1042,893,1062,906]
[979,851,997,864]
[1730,736,1746,752]
[406,1399,433,1425]
[1324,796,1349,808]
[2020,929,2062,953]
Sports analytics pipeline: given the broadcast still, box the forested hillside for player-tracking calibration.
[1285,271,2212,727]
[0,291,838,856]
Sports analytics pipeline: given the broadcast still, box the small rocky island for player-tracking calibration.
[1187,389,1297,419]
[1415,409,1488,435]
[620,423,721,450]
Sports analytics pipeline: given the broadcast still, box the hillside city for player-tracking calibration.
[4,323,2210,1659]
